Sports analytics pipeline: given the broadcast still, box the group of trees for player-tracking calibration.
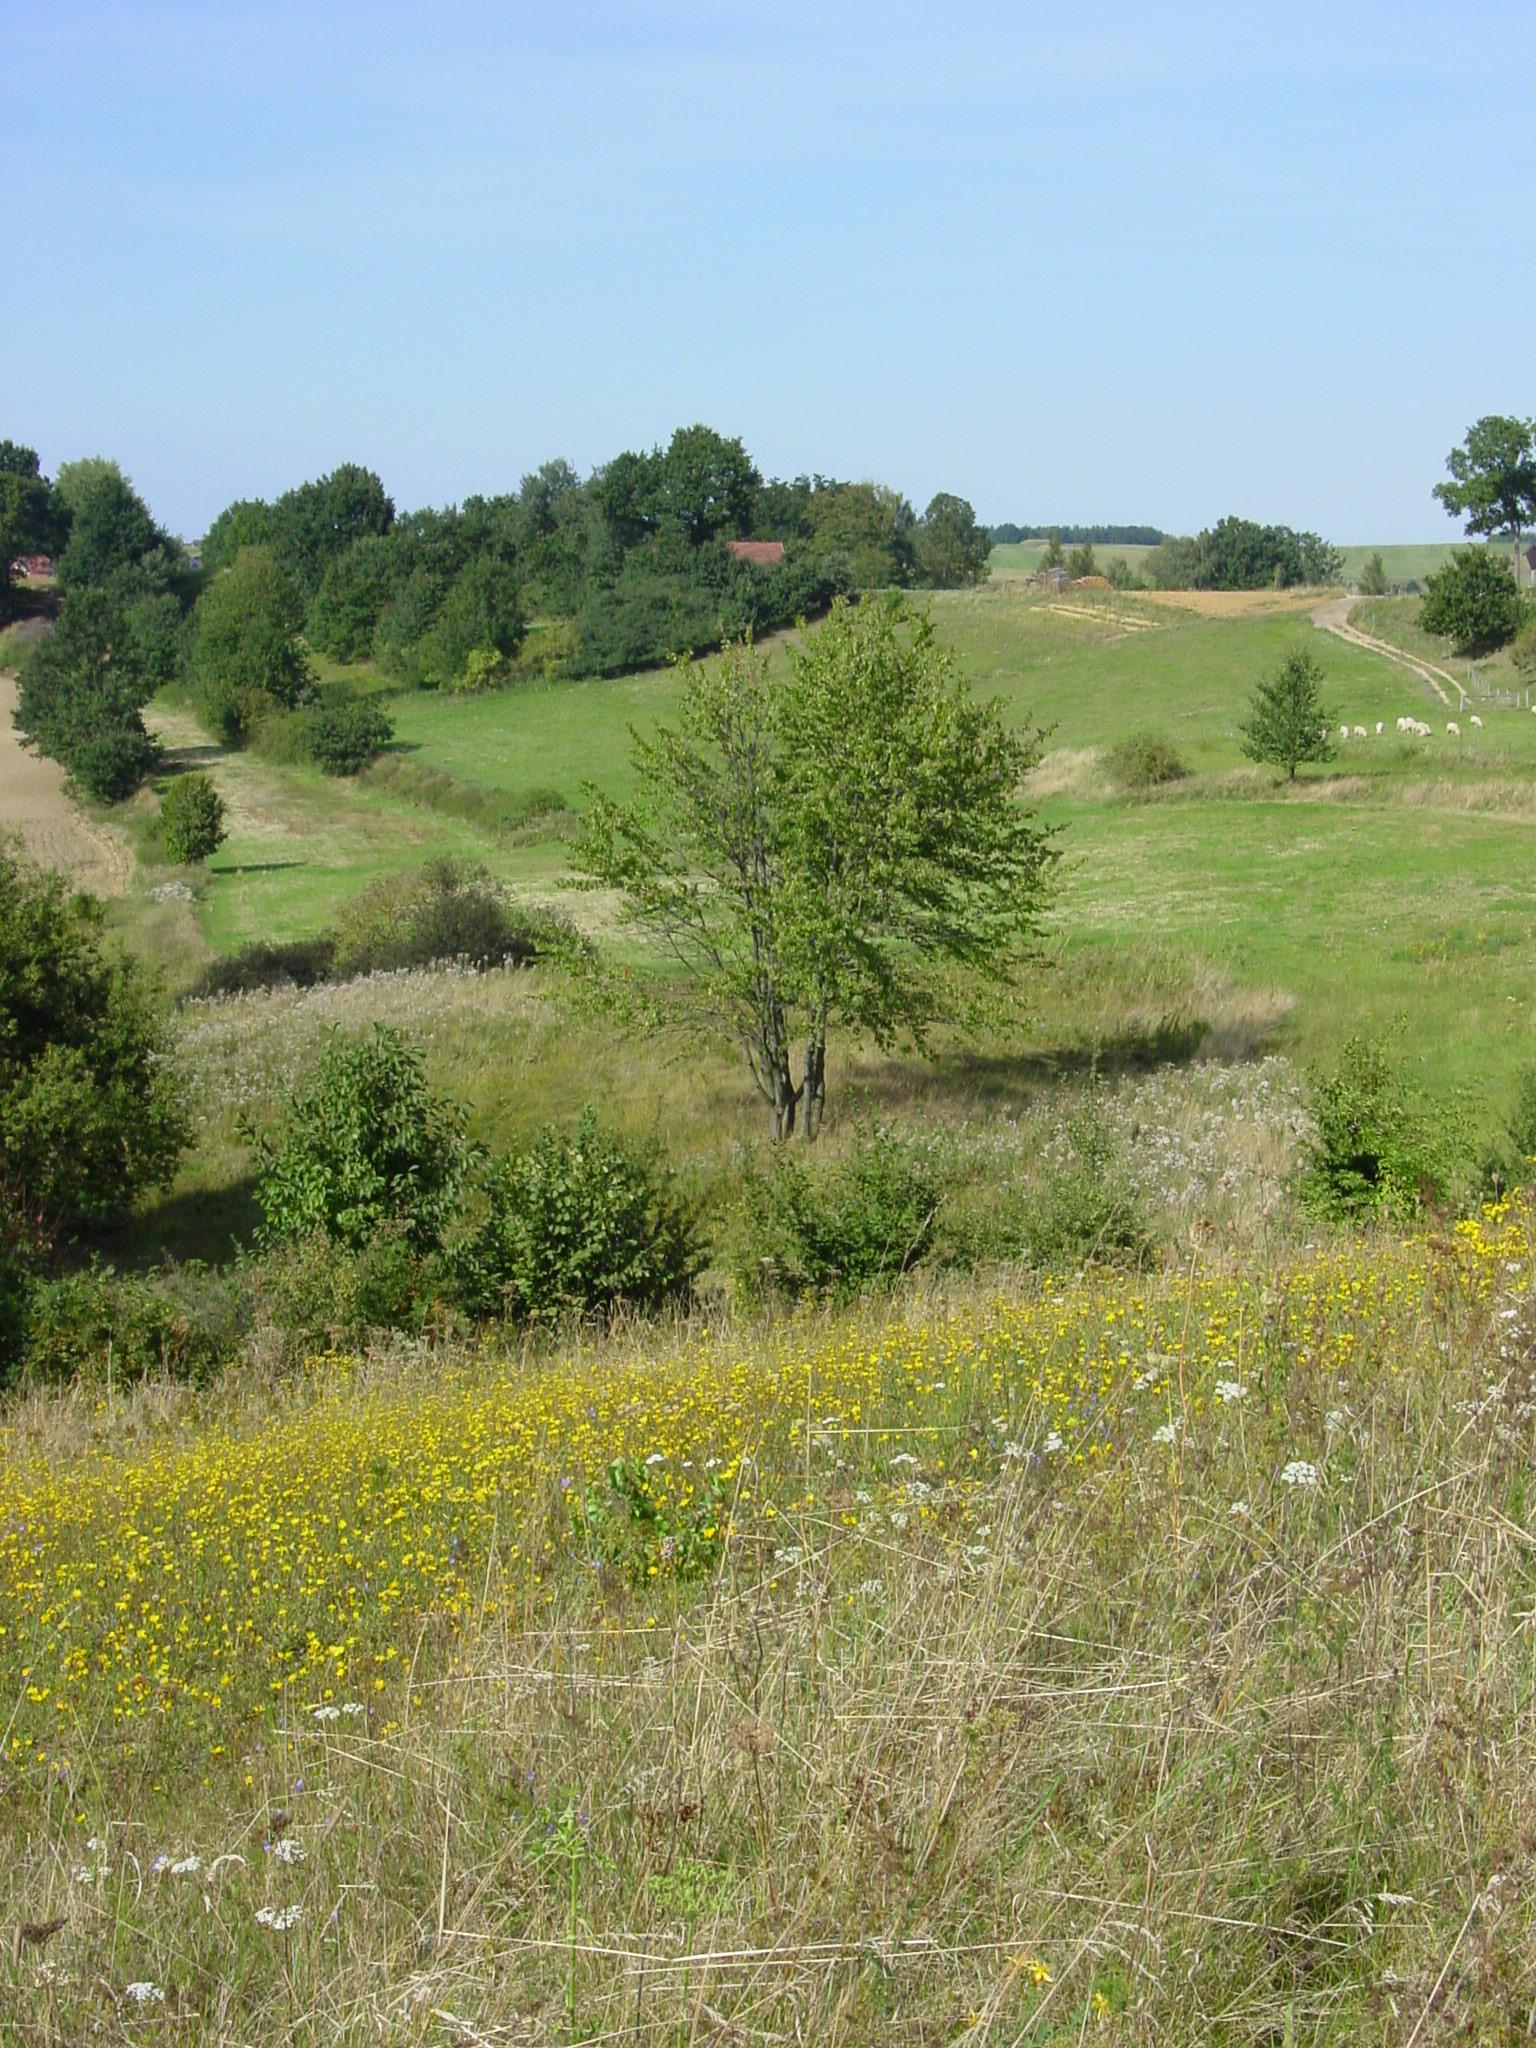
[1143,519,1341,591]
[203,429,992,690]
[1413,415,1536,657]
[12,454,192,800]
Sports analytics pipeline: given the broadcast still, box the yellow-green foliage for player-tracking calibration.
[3,1195,1536,2039]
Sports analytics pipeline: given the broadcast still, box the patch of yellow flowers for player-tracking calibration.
[1,1195,1529,1777]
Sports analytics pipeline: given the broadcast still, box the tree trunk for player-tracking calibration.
[802,1029,827,1142]
[769,1066,799,1143]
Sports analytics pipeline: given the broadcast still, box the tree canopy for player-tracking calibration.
[1432,415,1536,575]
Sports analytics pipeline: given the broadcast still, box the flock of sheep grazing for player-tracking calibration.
[1335,713,1508,741]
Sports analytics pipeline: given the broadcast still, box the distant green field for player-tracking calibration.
[146,583,1536,1125]
[988,537,1487,588]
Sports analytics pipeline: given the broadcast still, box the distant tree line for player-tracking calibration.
[3,425,992,807]
[203,428,991,688]
[987,523,1166,546]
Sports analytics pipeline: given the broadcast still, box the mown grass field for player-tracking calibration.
[4,1196,1535,2041]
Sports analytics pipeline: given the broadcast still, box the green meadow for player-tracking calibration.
[137,576,1536,1138]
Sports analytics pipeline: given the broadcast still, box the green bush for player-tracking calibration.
[1419,549,1523,655]
[1105,730,1188,791]
[67,721,162,803]
[160,772,226,864]
[442,1110,701,1322]
[238,1228,430,1362]
[330,858,579,979]
[1300,1036,1463,1220]
[0,848,187,1240]
[303,695,393,775]
[1510,614,1536,683]
[734,1128,945,1304]
[21,1261,235,1388]
[1014,1091,1151,1269]
[250,1025,467,1253]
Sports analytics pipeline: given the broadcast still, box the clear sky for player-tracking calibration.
[8,0,1531,541]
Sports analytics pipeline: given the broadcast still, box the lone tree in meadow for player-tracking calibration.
[577,597,1055,1140]
[1240,646,1336,782]
[1433,415,1536,583]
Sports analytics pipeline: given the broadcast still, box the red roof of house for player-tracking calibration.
[727,539,785,566]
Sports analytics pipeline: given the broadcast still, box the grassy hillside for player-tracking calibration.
[3,1198,1533,2041]
[133,584,1536,1141]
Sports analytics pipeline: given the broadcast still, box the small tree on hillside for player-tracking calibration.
[1419,548,1523,655]
[160,773,226,864]
[577,599,1055,1140]
[1240,647,1336,782]
[1358,550,1388,596]
[1066,541,1097,579]
[1040,531,1065,570]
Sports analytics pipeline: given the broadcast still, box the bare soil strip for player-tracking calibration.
[1310,595,1466,709]
[0,671,133,894]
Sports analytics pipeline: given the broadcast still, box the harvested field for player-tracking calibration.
[1137,586,1332,616]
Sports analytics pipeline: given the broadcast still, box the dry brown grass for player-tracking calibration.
[1138,588,1331,618]
[6,1242,1536,2042]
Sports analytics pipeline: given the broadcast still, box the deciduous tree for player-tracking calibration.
[1433,415,1536,581]
[577,599,1054,1140]
[1240,646,1336,781]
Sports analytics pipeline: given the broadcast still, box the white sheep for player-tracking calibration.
[1338,724,1350,740]
[1353,725,1368,739]
[1447,721,1461,736]
[1396,715,1412,732]
[1375,721,1384,736]
[1469,714,1484,728]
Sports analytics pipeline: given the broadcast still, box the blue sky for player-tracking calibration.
[8,0,1530,540]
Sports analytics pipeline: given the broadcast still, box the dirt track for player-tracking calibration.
[0,671,133,894]
[1310,595,1467,709]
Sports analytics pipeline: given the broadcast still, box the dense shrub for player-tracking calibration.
[1300,1037,1463,1220]
[160,772,227,864]
[303,695,393,775]
[443,1111,701,1321]
[238,1228,430,1361]
[1105,730,1187,790]
[0,849,187,1241]
[250,1025,467,1252]
[67,722,162,803]
[330,858,579,978]
[1510,614,1536,683]
[734,1128,945,1303]
[21,1262,235,1388]
[1419,549,1523,655]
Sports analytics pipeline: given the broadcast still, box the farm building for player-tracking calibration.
[9,554,55,580]
[726,539,786,566]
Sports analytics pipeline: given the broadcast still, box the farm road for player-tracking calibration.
[1311,595,1467,709]
[0,669,133,894]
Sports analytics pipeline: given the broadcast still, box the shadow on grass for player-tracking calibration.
[91,1175,262,1273]
[849,1015,1220,1117]
[207,859,305,876]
